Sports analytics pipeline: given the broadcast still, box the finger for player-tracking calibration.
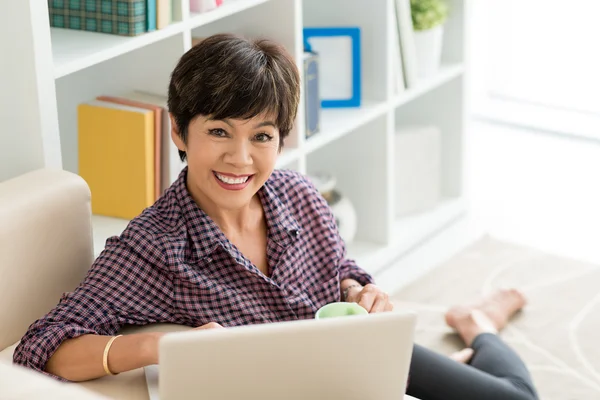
[358,291,376,313]
[371,294,388,313]
[385,301,395,312]
[197,322,223,330]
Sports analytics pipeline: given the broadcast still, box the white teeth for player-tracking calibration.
[215,173,249,185]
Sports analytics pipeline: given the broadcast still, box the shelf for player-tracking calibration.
[27,0,469,275]
[52,23,185,79]
[51,0,273,79]
[189,0,271,29]
[394,63,464,108]
[304,101,390,154]
[347,197,467,276]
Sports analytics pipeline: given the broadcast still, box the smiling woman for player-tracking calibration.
[174,114,282,214]
[13,32,538,400]
[12,32,377,383]
[167,33,299,218]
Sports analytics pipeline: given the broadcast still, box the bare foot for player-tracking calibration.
[445,289,527,346]
[449,348,474,363]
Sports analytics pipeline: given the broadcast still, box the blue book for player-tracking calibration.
[303,51,321,139]
[146,0,157,31]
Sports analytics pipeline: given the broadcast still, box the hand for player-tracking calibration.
[345,284,394,313]
[147,322,224,364]
[193,322,224,331]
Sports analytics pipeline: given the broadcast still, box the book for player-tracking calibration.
[303,51,321,139]
[78,100,155,219]
[147,0,157,32]
[391,0,407,94]
[156,0,172,29]
[394,0,418,88]
[121,91,187,192]
[48,0,147,37]
[171,0,182,22]
[96,94,163,201]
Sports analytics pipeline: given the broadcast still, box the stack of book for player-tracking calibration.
[48,0,174,36]
[78,92,186,219]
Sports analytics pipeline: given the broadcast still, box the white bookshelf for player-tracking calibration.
[7,0,469,279]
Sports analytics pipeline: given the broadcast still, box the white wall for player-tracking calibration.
[0,1,61,182]
[467,119,600,265]
[468,1,600,141]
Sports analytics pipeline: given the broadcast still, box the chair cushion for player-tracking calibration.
[0,169,94,351]
[0,360,110,399]
[1,323,192,400]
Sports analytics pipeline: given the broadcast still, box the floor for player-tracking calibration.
[378,118,600,295]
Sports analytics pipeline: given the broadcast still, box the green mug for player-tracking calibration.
[315,302,369,319]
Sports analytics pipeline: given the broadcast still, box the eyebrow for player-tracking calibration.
[208,118,234,128]
[209,118,276,129]
[253,121,276,129]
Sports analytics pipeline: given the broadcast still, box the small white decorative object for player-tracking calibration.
[413,25,444,79]
[309,172,358,243]
[394,125,441,217]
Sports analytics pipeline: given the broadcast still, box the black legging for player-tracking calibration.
[407,333,539,400]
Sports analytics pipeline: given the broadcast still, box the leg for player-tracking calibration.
[407,339,538,400]
[406,289,538,400]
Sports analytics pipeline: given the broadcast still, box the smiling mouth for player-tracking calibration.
[213,172,253,185]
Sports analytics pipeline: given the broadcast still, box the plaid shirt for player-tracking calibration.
[13,168,374,379]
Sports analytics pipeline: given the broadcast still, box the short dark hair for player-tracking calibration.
[167,33,301,162]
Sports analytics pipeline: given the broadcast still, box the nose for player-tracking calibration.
[223,139,253,167]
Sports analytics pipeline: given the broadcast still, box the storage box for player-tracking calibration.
[303,51,321,139]
[48,0,147,37]
[394,125,441,217]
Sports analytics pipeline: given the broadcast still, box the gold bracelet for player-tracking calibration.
[103,335,123,376]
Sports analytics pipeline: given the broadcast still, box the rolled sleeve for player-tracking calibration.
[12,229,173,380]
[13,322,100,381]
[338,257,375,287]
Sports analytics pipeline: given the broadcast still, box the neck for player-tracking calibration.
[186,176,263,234]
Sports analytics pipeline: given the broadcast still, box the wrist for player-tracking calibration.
[142,332,164,365]
[342,283,362,302]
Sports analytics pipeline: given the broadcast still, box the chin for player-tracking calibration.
[216,196,255,210]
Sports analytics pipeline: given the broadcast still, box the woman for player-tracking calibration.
[14,33,538,400]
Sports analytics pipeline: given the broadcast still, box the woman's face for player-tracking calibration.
[172,114,280,211]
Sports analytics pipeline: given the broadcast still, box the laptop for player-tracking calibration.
[145,311,417,400]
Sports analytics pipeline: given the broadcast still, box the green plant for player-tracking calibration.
[411,0,449,31]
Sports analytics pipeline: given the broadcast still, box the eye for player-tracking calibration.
[254,132,273,143]
[208,128,228,137]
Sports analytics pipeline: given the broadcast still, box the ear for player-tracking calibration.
[169,113,186,151]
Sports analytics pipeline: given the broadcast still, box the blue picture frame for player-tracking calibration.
[303,27,361,108]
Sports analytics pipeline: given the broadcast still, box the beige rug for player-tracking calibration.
[391,236,600,400]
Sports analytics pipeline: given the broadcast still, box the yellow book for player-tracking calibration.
[78,100,155,220]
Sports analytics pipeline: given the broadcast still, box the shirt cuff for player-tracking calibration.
[13,324,98,381]
[339,258,375,287]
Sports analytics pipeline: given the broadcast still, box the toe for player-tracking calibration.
[449,348,474,363]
